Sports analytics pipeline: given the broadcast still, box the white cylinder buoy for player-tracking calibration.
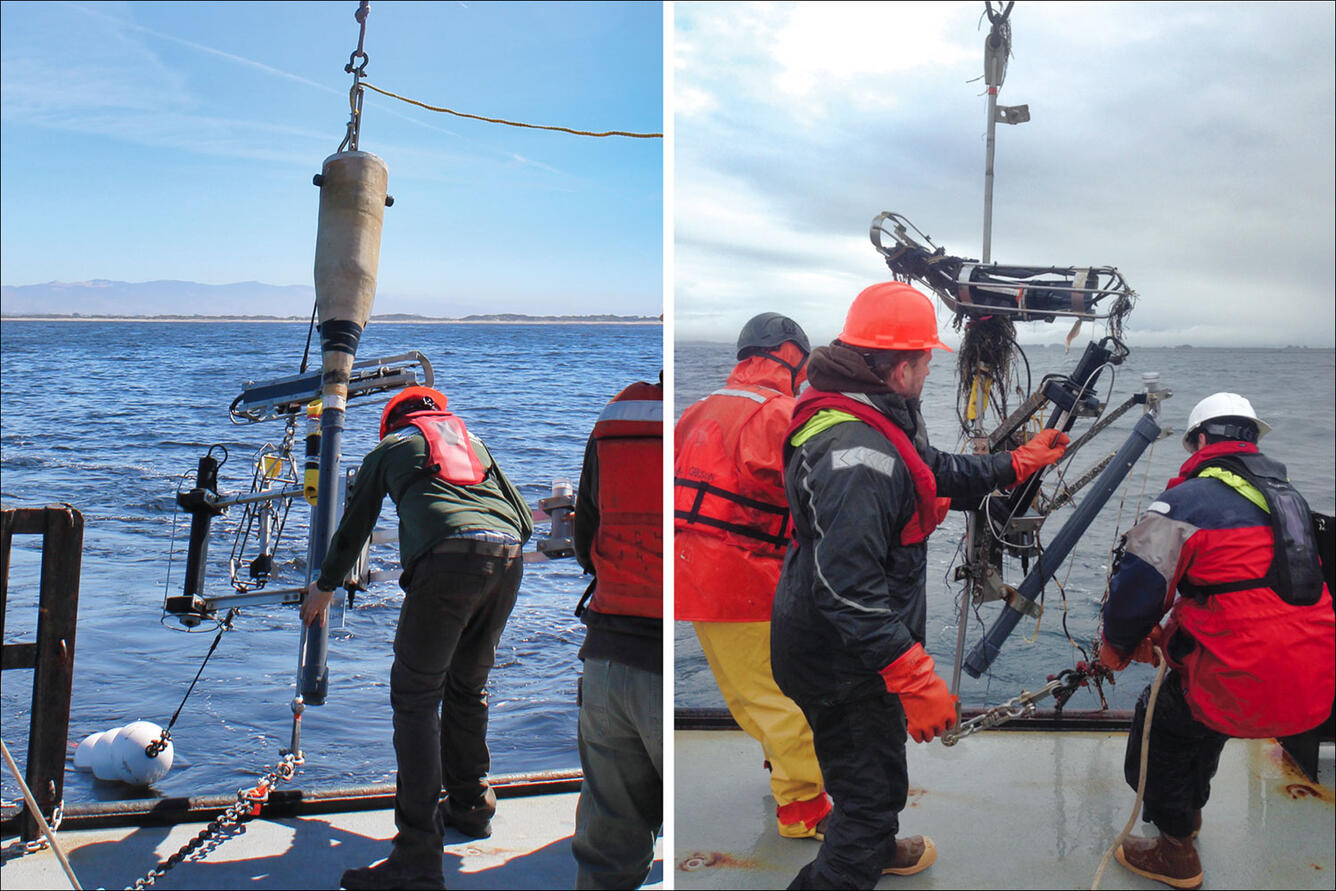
[111,720,173,786]
[90,726,126,781]
[73,730,107,772]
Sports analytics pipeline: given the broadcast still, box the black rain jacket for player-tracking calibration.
[771,390,1015,705]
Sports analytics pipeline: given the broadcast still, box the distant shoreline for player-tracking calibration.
[1,316,660,325]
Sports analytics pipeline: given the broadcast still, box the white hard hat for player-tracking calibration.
[1182,392,1271,452]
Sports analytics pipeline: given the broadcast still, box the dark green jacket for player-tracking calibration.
[316,425,533,591]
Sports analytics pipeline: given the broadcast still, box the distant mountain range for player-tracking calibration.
[0,280,657,322]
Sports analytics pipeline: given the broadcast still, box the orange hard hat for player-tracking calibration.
[838,282,953,352]
[380,386,448,438]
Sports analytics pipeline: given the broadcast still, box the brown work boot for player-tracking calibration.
[881,835,937,876]
[1115,832,1203,890]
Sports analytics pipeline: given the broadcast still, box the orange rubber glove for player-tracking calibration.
[1098,638,1132,671]
[1010,429,1071,484]
[1130,625,1166,667]
[879,644,958,743]
[1099,625,1166,672]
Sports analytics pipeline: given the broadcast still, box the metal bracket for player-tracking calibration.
[995,103,1030,124]
[230,352,433,424]
[1002,584,1042,620]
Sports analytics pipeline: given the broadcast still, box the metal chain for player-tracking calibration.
[125,752,301,890]
[338,1,371,152]
[942,662,1113,746]
[943,679,1060,745]
[0,801,63,861]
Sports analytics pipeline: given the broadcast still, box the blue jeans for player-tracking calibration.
[572,657,663,889]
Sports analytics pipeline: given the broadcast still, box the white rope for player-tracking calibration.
[0,738,82,890]
[1091,647,1168,889]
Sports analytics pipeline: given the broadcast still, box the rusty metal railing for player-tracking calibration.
[2,505,83,842]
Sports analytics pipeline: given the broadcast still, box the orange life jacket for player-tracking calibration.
[395,410,487,485]
[587,381,663,619]
[674,357,797,621]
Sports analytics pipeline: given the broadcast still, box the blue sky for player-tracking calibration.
[675,2,1335,348]
[0,1,663,317]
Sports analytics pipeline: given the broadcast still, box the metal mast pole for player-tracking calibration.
[952,0,1020,703]
[981,1,1013,263]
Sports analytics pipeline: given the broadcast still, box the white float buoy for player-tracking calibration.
[111,720,173,786]
[90,726,126,781]
[73,730,106,772]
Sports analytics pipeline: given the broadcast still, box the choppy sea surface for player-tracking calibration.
[674,342,1336,714]
[1,320,661,805]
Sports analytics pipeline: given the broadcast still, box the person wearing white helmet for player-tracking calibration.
[1178,391,1272,452]
[1100,392,1334,890]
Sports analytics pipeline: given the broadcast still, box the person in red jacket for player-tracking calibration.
[571,376,664,890]
[675,314,832,839]
[1100,392,1334,890]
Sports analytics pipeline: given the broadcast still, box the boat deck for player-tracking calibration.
[674,727,1334,890]
[2,787,664,890]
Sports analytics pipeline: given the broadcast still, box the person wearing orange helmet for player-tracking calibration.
[674,313,833,840]
[300,385,533,891]
[770,282,1068,889]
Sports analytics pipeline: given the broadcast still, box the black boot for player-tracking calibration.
[439,786,496,839]
[340,857,446,890]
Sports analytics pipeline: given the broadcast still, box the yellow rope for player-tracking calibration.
[360,82,662,139]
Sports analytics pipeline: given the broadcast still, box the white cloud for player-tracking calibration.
[673,1,1336,348]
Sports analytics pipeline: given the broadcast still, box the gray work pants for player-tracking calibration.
[572,657,663,890]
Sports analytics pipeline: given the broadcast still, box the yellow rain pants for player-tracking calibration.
[693,620,827,836]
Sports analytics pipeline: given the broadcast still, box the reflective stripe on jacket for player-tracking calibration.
[770,388,1013,705]
[788,390,949,545]
[587,381,664,619]
[674,357,796,622]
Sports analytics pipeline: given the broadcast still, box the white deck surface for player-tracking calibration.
[2,789,664,890]
[674,729,1334,890]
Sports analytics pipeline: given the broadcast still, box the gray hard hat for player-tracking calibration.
[736,313,810,360]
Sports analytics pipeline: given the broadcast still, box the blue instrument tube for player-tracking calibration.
[964,411,1162,678]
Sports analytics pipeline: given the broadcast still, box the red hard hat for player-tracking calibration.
[380,386,448,438]
[838,282,953,352]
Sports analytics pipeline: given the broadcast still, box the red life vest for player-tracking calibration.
[394,410,487,485]
[588,381,663,620]
[674,369,794,622]
[1165,442,1335,737]
[788,390,949,545]
[675,387,791,550]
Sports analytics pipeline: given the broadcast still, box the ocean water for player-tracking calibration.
[674,342,1336,713]
[1,320,661,805]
